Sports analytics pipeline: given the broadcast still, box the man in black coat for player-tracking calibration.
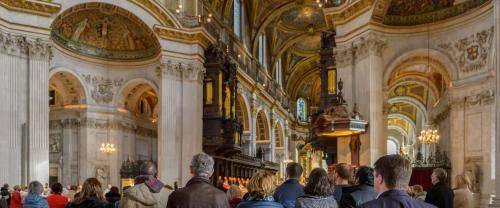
[340,166,375,208]
[425,168,454,208]
[358,154,436,208]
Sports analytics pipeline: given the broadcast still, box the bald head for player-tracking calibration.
[140,161,157,176]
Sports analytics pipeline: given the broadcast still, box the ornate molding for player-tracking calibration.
[81,74,124,104]
[450,89,494,109]
[353,33,387,58]
[438,27,494,75]
[183,62,205,82]
[126,0,177,27]
[324,0,375,27]
[0,31,52,60]
[160,58,183,79]
[0,0,60,16]
[334,46,354,68]
[154,25,215,49]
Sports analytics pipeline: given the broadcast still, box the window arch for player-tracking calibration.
[233,0,242,38]
[275,57,282,86]
[258,33,267,69]
[297,98,307,122]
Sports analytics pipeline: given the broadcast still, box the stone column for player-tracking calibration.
[158,58,182,185]
[492,0,500,206]
[353,34,387,165]
[61,119,79,186]
[250,94,258,157]
[179,61,204,185]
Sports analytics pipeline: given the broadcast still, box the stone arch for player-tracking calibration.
[114,78,159,107]
[236,93,251,132]
[387,114,417,137]
[388,96,428,123]
[256,110,270,141]
[115,78,158,120]
[384,48,457,84]
[49,68,88,106]
[274,123,284,148]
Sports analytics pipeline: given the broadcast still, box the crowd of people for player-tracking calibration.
[0,153,475,208]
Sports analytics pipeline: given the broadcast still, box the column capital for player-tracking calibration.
[183,62,205,83]
[353,33,387,58]
[0,31,52,60]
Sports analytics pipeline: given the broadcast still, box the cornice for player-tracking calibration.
[0,0,60,17]
[324,0,375,27]
[154,25,216,50]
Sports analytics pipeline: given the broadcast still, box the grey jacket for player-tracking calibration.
[295,195,338,208]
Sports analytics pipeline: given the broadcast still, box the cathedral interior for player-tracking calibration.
[0,0,500,207]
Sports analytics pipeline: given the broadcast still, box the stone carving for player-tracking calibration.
[354,33,387,58]
[464,157,481,193]
[438,27,493,74]
[49,134,61,153]
[0,30,52,60]
[95,167,109,185]
[451,89,494,108]
[81,74,123,104]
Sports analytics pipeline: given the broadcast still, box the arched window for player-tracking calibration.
[387,138,399,155]
[297,98,307,122]
[233,0,241,38]
[275,57,282,86]
[258,33,267,69]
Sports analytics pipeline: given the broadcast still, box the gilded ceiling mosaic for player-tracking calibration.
[389,102,417,123]
[279,6,326,31]
[51,3,160,60]
[387,117,409,133]
[384,0,489,26]
[389,83,429,106]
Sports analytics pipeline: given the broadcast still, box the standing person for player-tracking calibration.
[65,186,77,202]
[331,163,351,202]
[121,162,169,208]
[295,168,337,208]
[47,183,68,208]
[227,185,243,208]
[453,174,473,208]
[42,184,50,197]
[167,153,229,208]
[66,178,107,208]
[24,181,49,208]
[274,163,305,208]
[104,186,120,205]
[1,184,11,208]
[340,166,375,208]
[236,171,283,208]
[358,154,435,208]
[10,185,23,208]
[425,168,454,208]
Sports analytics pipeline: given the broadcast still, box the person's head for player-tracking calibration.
[109,186,119,194]
[190,153,214,178]
[44,183,49,188]
[12,185,20,192]
[286,162,303,180]
[140,161,157,177]
[2,184,8,189]
[356,166,374,186]
[431,168,447,185]
[412,185,424,194]
[333,163,351,184]
[74,178,105,204]
[51,183,63,194]
[304,168,333,197]
[227,185,242,200]
[28,181,44,195]
[454,174,471,190]
[70,185,78,191]
[247,171,277,199]
[373,154,412,194]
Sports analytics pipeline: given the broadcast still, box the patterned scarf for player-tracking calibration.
[134,175,164,193]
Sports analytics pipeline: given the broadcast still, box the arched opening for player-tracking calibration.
[48,70,87,185]
[387,137,399,155]
[236,94,251,155]
[256,110,271,161]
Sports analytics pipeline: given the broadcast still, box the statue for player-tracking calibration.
[96,167,108,185]
[49,135,60,153]
[464,158,481,193]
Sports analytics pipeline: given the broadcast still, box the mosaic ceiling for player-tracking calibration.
[51,3,160,60]
[384,0,489,26]
[279,5,326,31]
[389,83,429,106]
[387,117,409,133]
[389,102,417,123]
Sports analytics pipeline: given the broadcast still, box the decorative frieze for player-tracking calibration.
[438,27,494,75]
[0,0,61,16]
[81,74,124,104]
[450,89,494,109]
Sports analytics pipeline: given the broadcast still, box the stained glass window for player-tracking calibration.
[233,0,241,38]
[297,98,307,122]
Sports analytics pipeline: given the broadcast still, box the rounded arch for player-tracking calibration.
[387,79,439,104]
[49,68,88,105]
[115,78,158,120]
[114,78,158,107]
[236,93,251,132]
[256,110,270,141]
[387,114,417,136]
[384,48,457,85]
[388,96,428,123]
[387,137,400,155]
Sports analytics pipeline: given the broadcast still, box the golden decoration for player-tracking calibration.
[127,0,178,28]
[324,0,375,27]
[0,0,60,16]
[154,25,215,49]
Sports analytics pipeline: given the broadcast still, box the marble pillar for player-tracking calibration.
[491,0,500,206]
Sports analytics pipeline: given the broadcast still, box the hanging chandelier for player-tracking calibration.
[100,142,116,154]
[418,128,440,144]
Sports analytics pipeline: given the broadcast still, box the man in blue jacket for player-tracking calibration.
[274,162,305,208]
[359,154,436,208]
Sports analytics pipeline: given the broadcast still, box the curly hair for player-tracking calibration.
[304,168,333,197]
[73,178,105,204]
[247,171,277,199]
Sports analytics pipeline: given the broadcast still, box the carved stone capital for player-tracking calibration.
[354,34,387,58]
[160,58,183,79]
[183,62,205,82]
[0,31,52,60]
[26,38,52,60]
[334,46,354,68]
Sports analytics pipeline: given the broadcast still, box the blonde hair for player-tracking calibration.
[412,185,424,193]
[74,178,105,204]
[247,171,277,199]
[227,185,242,200]
[455,174,471,190]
